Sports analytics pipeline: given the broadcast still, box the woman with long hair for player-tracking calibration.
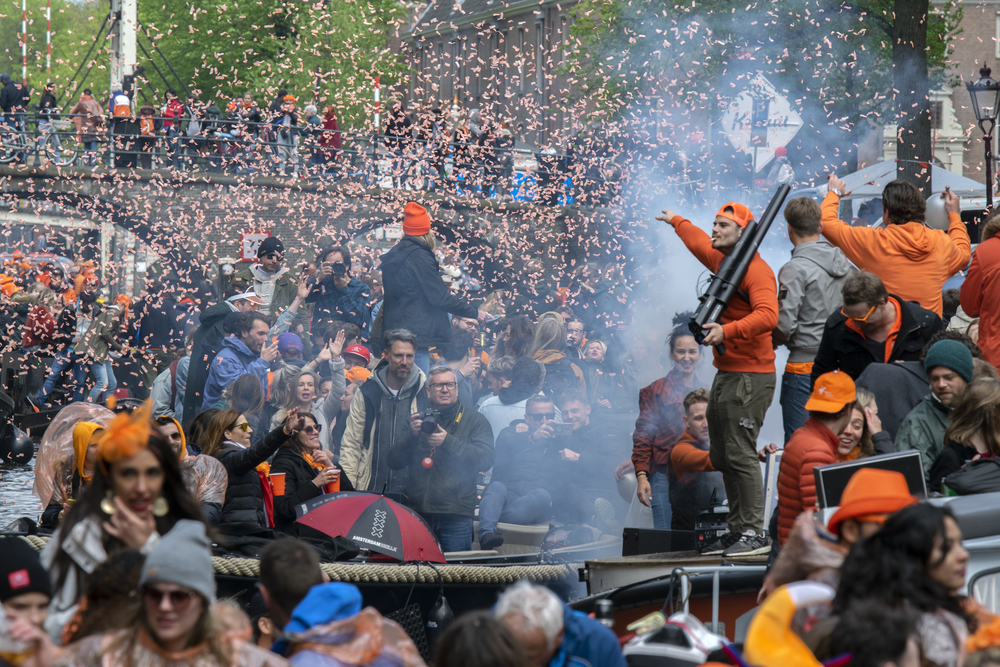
[203,408,301,528]
[834,503,972,667]
[836,388,881,462]
[271,367,343,451]
[529,316,585,398]
[65,520,289,666]
[929,379,1000,493]
[631,313,710,530]
[492,316,535,360]
[221,373,267,446]
[270,412,354,529]
[40,403,206,641]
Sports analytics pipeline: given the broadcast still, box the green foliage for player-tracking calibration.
[137,0,409,128]
[566,0,963,126]
[0,0,105,103]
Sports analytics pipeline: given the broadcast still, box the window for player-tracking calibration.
[930,101,943,130]
[996,13,1000,59]
[561,17,568,66]
[536,21,545,90]
[518,28,525,93]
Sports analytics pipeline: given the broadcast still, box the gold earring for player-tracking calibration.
[152,497,169,517]
[100,491,117,515]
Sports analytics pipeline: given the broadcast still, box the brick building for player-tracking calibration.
[402,0,581,150]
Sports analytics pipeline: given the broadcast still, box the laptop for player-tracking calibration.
[813,451,927,509]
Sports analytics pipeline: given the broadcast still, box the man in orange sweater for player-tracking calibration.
[821,176,970,316]
[776,370,855,547]
[659,203,779,557]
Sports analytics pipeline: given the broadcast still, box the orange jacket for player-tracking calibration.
[961,237,1000,368]
[776,418,839,546]
[670,429,715,482]
[671,216,779,374]
[820,192,970,316]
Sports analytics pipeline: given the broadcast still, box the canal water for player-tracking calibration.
[0,445,42,526]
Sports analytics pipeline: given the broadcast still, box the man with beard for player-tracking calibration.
[202,311,279,409]
[340,329,426,494]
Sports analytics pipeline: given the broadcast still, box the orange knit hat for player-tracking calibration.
[826,468,917,535]
[403,202,431,236]
[715,202,755,228]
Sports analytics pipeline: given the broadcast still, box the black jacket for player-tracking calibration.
[0,80,19,113]
[212,425,286,527]
[491,421,551,498]
[380,237,478,350]
[548,416,622,500]
[269,445,322,528]
[388,401,494,517]
[928,441,976,494]
[183,302,234,424]
[811,296,942,386]
[39,91,57,115]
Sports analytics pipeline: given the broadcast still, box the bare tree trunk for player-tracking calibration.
[893,0,932,196]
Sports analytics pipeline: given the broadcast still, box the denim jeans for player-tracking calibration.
[86,360,109,402]
[650,470,672,530]
[414,349,431,375]
[102,359,117,401]
[39,351,87,402]
[780,371,812,444]
[423,512,474,553]
[478,482,551,536]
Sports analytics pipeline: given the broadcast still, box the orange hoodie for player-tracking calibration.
[671,215,779,374]
[670,428,715,482]
[820,192,970,316]
[961,237,1000,368]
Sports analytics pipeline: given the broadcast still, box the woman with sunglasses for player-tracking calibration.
[203,408,302,528]
[41,404,206,642]
[270,412,355,529]
[65,520,289,666]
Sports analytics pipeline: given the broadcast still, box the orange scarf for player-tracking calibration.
[302,451,326,473]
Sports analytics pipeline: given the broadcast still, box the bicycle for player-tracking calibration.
[38,119,82,167]
[0,122,28,164]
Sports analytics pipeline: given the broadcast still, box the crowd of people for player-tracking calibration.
[2,170,1000,666]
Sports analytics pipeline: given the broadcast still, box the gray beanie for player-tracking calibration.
[139,520,215,603]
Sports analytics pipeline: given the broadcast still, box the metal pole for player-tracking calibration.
[985,119,995,212]
[46,0,51,75]
[712,570,720,634]
[22,0,28,83]
[680,573,690,614]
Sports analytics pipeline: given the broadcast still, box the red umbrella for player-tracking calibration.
[296,492,447,563]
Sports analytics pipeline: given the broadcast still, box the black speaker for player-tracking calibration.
[621,528,697,556]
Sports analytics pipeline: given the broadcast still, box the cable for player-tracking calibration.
[57,14,109,111]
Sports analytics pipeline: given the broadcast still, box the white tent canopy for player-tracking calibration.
[821,160,987,198]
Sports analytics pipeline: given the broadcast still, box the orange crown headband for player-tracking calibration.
[97,399,153,475]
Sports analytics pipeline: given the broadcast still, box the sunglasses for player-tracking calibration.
[229,422,251,433]
[840,303,878,323]
[526,412,555,420]
[302,425,322,434]
[143,587,195,610]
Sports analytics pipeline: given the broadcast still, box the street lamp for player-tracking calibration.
[966,64,1000,210]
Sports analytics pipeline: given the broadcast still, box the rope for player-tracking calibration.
[20,536,579,585]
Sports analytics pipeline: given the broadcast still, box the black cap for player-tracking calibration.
[0,538,52,603]
[223,310,242,334]
[257,236,284,257]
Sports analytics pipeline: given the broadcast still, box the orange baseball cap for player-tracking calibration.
[827,468,917,535]
[715,202,754,227]
[345,366,371,384]
[804,370,855,412]
[403,202,431,236]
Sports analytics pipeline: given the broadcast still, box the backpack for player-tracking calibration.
[140,117,156,136]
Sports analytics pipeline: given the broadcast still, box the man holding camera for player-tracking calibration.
[308,245,371,337]
[232,236,297,318]
[389,365,494,552]
[478,395,556,550]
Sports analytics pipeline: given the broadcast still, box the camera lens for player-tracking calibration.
[333,261,347,276]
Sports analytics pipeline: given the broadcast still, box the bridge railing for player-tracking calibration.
[0,112,627,206]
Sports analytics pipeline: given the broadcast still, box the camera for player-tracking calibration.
[332,261,347,277]
[420,408,440,434]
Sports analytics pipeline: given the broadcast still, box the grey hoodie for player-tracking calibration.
[776,240,854,363]
[339,360,426,493]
